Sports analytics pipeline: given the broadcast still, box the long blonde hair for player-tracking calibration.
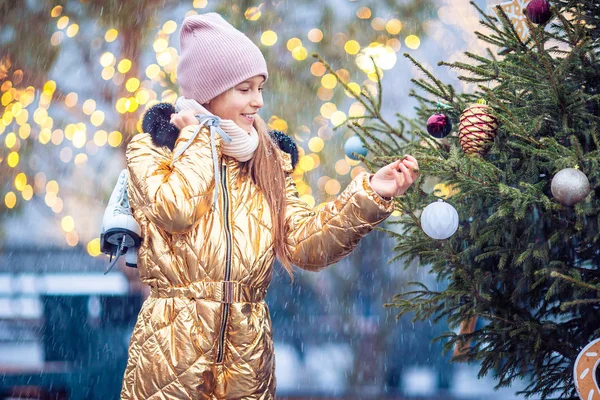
[238,115,295,280]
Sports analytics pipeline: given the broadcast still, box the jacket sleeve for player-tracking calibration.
[126,125,222,234]
[281,151,395,272]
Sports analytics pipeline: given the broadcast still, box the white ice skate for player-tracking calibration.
[100,169,142,274]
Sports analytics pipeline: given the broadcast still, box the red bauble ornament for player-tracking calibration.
[525,0,552,25]
[458,103,498,156]
[426,113,452,139]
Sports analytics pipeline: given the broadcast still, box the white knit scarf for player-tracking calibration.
[173,96,260,209]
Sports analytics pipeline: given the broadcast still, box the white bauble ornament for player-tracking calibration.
[550,167,590,206]
[420,199,459,240]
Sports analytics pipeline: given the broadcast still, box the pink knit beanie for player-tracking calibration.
[177,13,269,105]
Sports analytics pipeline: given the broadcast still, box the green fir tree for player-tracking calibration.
[317,0,600,398]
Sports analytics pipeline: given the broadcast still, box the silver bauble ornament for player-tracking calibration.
[420,199,459,240]
[550,168,590,206]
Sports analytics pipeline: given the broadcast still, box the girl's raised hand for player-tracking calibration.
[369,155,419,198]
[170,109,198,130]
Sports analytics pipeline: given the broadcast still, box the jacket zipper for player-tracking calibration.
[216,160,232,364]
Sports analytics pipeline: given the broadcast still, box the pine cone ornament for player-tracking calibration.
[458,102,498,156]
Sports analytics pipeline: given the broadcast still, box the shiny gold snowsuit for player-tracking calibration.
[121,124,395,399]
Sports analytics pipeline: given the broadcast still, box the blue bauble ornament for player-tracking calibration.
[344,136,368,161]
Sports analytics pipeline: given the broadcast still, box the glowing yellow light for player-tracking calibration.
[345,82,361,98]
[292,46,308,60]
[269,117,288,133]
[349,102,366,117]
[74,153,88,166]
[61,216,75,232]
[2,111,13,125]
[22,185,33,201]
[298,155,315,172]
[5,132,16,149]
[320,102,337,118]
[356,43,397,72]
[261,31,278,46]
[2,91,13,106]
[66,231,79,247]
[57,16,69,30]
[310,62,326,77]
[45,192,57,207]
[51,129,64,145]
[44,81,56,92]
[87,238,101,257]
[145,64,160,79]
[14,173,26,191]
[101,67,115,80]
[105,28,118,42]
[82,99,96,115]
[357,7,371,19]
[330,111,347,127]
[100,52,115,67]
[5,192,16,209]
[64,124,75,140]
[93,130,108,146]
[136,90,150,105]
[386,19,402,35]
[371,18,386,31]
[193,0,207,8]
[7,151,19,167]
[65,92,78,107]
[308,28,323,43]
[288,45,307,61]
[33,108,48,124]
[66,24,79,37]
[344,40,361,55]
[153,38,168,53]
[19,124,30,139]
[115,97,128,114]
[49,179,61,194]
[51,197,62,213]
[72,130,86,148]
[321,74,337,89]
[125,77,140,92]
[51,5,62,17]
[90,110,104,127]
[127,97,139,112]
[368,69,383,82]
[156,51,172,66]
[245,6,261,20]
[117,59,132,74]
[108,131,123,147]
[308,137,325,153]
[163,20,177,34]
[405,35,421,50]
[287,38,302,52]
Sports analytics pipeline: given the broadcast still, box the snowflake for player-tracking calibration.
[492,0,533,41]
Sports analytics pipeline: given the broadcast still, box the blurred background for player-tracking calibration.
[0,0,527,399]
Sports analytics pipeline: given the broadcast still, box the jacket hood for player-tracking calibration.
[141,102,298,170]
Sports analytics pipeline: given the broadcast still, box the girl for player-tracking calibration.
[121,13,418,400]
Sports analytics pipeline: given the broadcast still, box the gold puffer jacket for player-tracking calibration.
[121,112,395,399]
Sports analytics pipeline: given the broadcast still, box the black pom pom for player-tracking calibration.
[270,130,299,170]
[142,103,179,150]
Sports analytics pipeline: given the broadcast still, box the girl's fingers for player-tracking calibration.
[398,163,414,186]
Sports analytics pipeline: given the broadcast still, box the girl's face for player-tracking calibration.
[205,75,265,132]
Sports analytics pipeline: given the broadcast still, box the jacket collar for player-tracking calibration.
[141,102,298,170]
